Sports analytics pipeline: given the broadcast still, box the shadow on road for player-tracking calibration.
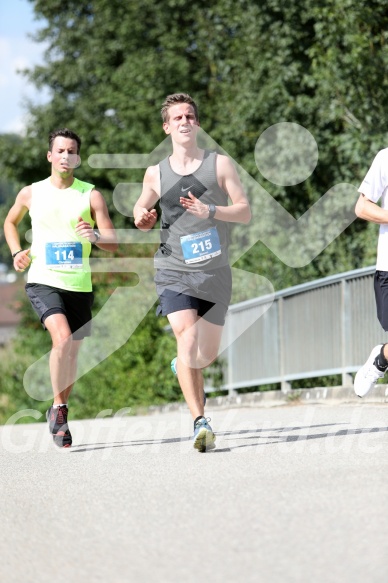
[69,422,388,454]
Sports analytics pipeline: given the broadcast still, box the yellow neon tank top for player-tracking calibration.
[27,177,95,292]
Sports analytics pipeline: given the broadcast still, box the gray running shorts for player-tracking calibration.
[154,266,232,325]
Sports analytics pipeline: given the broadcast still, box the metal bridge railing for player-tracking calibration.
[221,266,386,393]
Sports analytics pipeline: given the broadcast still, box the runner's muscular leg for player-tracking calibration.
[196,317,224,369]
[167,309,204,419]
[44,313,83,404]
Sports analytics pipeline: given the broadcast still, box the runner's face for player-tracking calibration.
[47,137,80,175]
[163,103,199,143]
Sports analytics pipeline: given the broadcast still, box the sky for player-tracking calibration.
[0,0,48,134]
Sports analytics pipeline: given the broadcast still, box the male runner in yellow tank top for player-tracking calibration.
[134,93,251,452]
[4,128,118,447]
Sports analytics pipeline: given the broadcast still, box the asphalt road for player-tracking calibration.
[0,402,387,583]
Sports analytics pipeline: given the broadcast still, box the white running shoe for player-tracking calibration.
[354,345,386,397]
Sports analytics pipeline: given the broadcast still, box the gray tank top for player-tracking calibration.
[154,150,230,270]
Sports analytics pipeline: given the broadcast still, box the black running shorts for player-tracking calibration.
[25,283,94,339]
[154,266,232,326]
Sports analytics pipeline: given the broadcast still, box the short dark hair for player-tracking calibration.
[161,93,199,123]
[48,128,81,154]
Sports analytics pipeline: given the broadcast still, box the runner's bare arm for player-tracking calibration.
[355,193,388,224]
[4,185,32,272]
[215,155,251,223]
[133,165,160,231]
[76,189,118,251]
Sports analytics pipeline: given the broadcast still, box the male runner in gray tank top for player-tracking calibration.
[134,93,251,452]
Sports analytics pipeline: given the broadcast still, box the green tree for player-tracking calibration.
[12,0,386,285]
[1,0,388,421]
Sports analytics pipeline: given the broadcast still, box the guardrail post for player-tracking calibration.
[341,277,353,387]
[226,313,237,397]
[278,297,291,393]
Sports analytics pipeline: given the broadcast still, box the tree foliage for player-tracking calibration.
[1,0,388,420]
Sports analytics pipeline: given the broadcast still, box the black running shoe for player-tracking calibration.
[46,405,72,448]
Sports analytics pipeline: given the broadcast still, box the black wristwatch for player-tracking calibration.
[92,230,101,244]
[208,204,217,220]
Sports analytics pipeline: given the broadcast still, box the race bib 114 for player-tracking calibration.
[45,242,83,269]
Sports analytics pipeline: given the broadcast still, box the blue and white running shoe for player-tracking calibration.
[193,417,216,452]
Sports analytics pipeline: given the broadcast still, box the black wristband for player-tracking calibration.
[208,204,217,220]
[12,249,23,258]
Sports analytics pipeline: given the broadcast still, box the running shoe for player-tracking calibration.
[46,405,72,448]
[354,345,386,398]
[193,417,216,452]
[171,357,207,405]
[171,357,178,375]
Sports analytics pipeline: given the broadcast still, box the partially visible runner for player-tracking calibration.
[4,128,118,447]
[354,147,388,397]
[134,93,251,452]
